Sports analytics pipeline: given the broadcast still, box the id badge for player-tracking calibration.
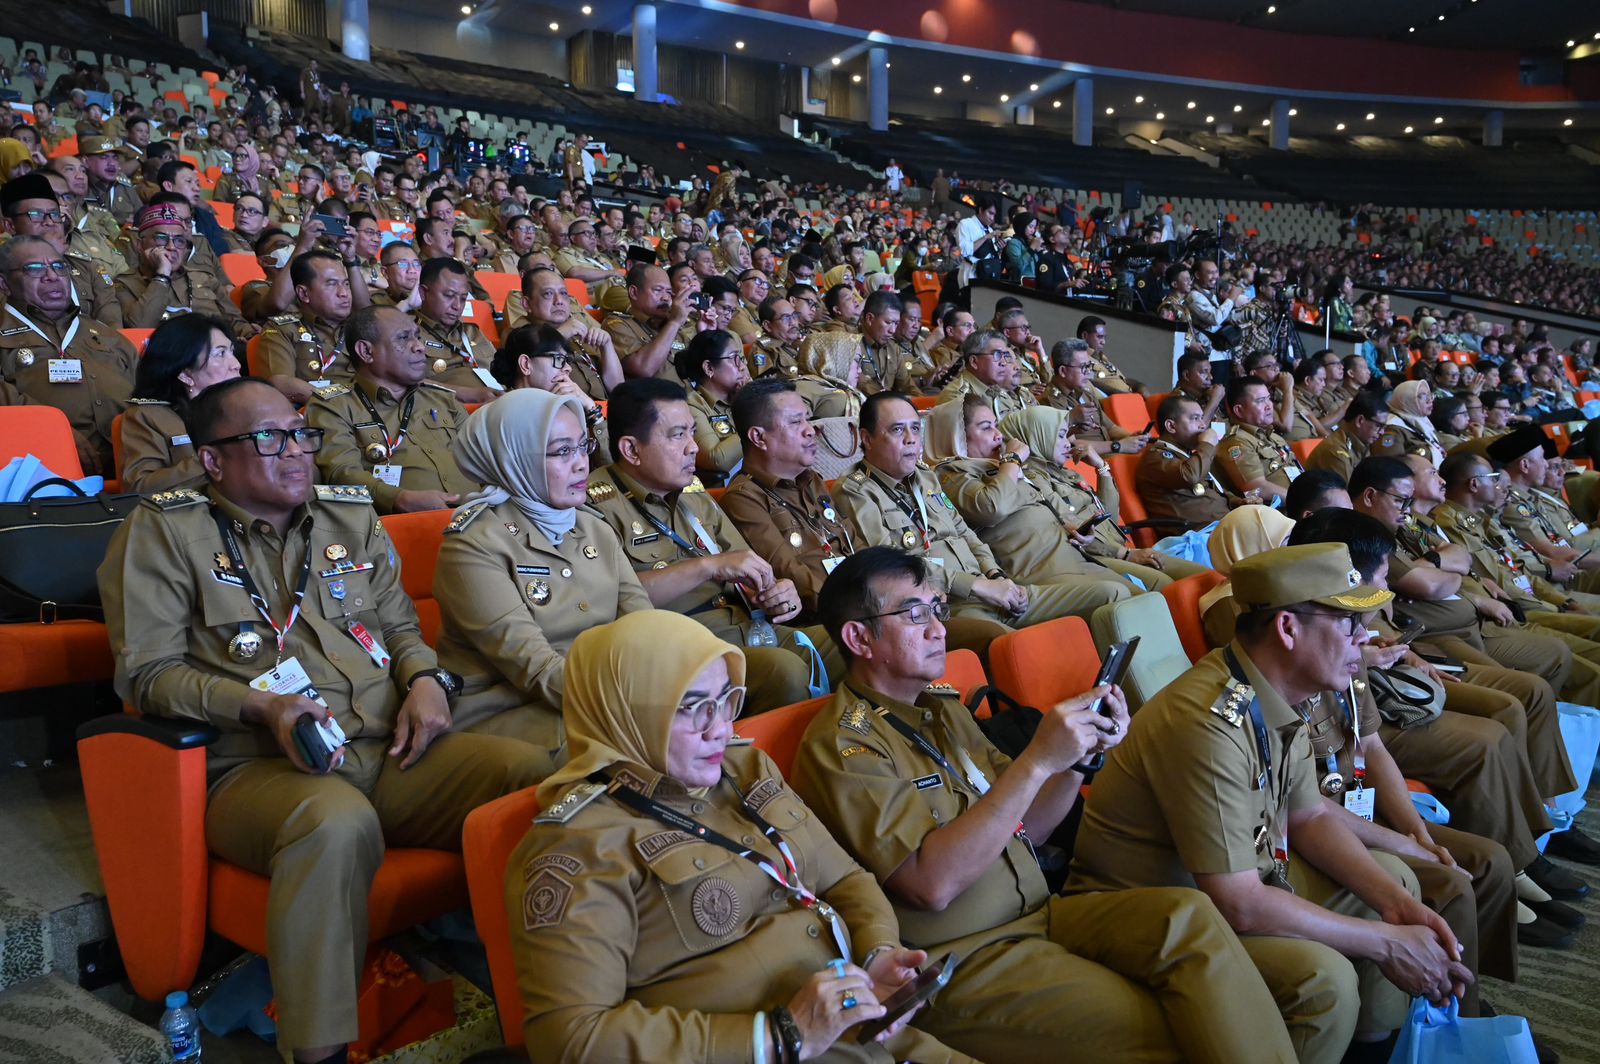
[821,556,844,575]
[308,379,334,391]
[371,464,403,487]
[1283,465,1301,482]
[1573,523,1590,537]
[1514,574,1534,595]
[472,367,505,391]
[1343,785,1375,822]
[248,655,331,707]
[47,358,83,383]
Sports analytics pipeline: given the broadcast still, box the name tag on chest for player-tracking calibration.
[912,773,944,791]
[371,464,403,487]
[1343,786,1374,821]
[48,358,82,383]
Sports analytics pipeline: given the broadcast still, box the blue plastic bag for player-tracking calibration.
[1152,520,1219,568]
[0,454,103,500]
[1537,703,1599,852]
[1388,997,1537,1064]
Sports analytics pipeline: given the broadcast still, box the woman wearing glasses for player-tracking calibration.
[433,390,649,777]
[489,324,609,463]
[216,192,269,254]
[676,328,749,487]
[123,314,240,491]
[506,609,973,1063]
[1372,380,1445,466]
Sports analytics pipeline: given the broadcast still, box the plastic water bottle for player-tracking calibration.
[160,991,201,1061]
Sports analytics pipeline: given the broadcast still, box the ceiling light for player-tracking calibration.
[1437,13,1445,19]
[1105,107,1115,115]
[961,73,971,82]
[1288,108,1298,116]
[1365,112,1376,120]
[1052,100,1062,108]
[1233,104,1243,113]
[1029,83,1039,91]
[1135,95,1144,103]
[1204,114,1214,123]
[580,4,592,12]
[1434,116,1444,124]
[1000,93,1010,102]
[1186,101,1197,109]
[459,3,470,11]
[1565,118,1575,126]
[1408,26,1415,32]
[548,21,559,31]
[852,74,862,83]
[933,85,943,94]
[1155,111,1165,119]
[1336,122,1346,131]
[734,40,745,49]
[1568,40,1577,47]
[1404,125,1414,133]
[1266,4,1276,11]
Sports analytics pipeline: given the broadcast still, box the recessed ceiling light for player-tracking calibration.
[1052,100,1062,108]
[580,4,592,13]
[1029,83,1039,91]
[852,74,862,83]
[1336,122,1346,131]
[1568,40,1577,47]
[1000,93,1010,102]
[831,56,842,65]
[1434,116,1444,124]
[1266,4,1276,11]
[1262,118,1271,126]
[1366,112,1376,120]
[1408,26,1416,32]
[1437,13,1445,20]
[961,73,971,82]
[1155,111,1165,119]
[1105,107,1115,115]
[1565,118,1575,126]
[1288,108,1298,116]
[1186,101,1196,109]
[1204,114,1214,122]
[734,40,745,49]
[459,3,470,12]
[1404,125,1414,133]
[933,85,943,94]
[1135,95,1145,103]
[1233,104,1243,113]
[548,21,559,31]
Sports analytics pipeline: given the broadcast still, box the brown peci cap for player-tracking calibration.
[1232,543,1393,615]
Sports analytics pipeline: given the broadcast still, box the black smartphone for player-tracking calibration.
[1078,637,1139,772]
[1142,419,1156,435]
[1394,624,1427,646]
[690,291,712,311]
[312,213,347,237]
[1079,512,1116,533]
[292,713,345,773]
[853,953,959,1043]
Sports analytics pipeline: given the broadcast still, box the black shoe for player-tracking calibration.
[1528,896,1587,930]
[1527,855,1592,901]
[1545,826,1600,866]
[1518,914,1577,949]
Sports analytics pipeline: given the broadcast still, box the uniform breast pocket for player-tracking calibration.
[200,573,259,629]
[647,845,758,953]
[316,567,377,617]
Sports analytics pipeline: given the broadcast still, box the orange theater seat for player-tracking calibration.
[111,413,126,482]
[475,272,520,318]
[1103,393,1151,435]
[0,620,115,693]
[736,696,829,778]
[988,616,1101,710]
[564,277,591,308]
[245,334,266,378]
[911,395,940,411]
[381,510,452,646]
[209,199,235,229]
[1161,570,1226,663]
[120,327,155,354]
[463,787,541,1048]
[220,252,266,287]
[1145,391,1171,421]
[1103,452,1180,549]
[940,648,987,702]
[1544,424,1572,455]
[1291,437,1321,464]
[465,301,501,348]
[0,404,84,478]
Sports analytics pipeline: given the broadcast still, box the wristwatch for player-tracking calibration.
[1110,440,1122,454]
[769,1007,803,1064]
[997,452,1022,466]
[1422,550,1442,567]
[408,667,461,698]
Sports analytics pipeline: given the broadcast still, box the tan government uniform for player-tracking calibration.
[506,744,974,1063]
[748,333,802,379]
[893,335,936,392]
[1216,422,1304,495]
[683,385,742,487]
[1503,484,1600,596]
[1087,354,1133,394]
[603,309,694,384]
[936,370,1033,422]
[114,265,237,329]
[97,485,541,1052]
[1370,420,1439,462]
[719,468,863,617]
[552,247,622,303]
[68,207,130,286]
[433,501,652,778]
[792,375,859,420]
[934,456,1137,612]
[1303,426,1365,483]
[65,252,122,328]
[211,171,272,204]
[583,465,844,711]
[304,379,477,514]
[1025,459,1208,586]
[1045,383,1131,445]
[258,311,356,388]
[414,312,498,394]
[0,303,135,474]
[857,336,916,396]
[793,681,1300,1064]
[119,398,203,492]
[87,176,142,226]
[1135,437,1231,526]
[1069,644,1423,1060]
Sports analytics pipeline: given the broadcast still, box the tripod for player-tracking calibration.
[1265,303,1306,367]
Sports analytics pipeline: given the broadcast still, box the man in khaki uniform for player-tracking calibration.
[726,269,768,343]
[412,257,500,404]
[518,266,622,400]
[258,249,357,406]
[587,378,843,710]
[0,235,136,474]
[936,330,1035,421]
[80,135,143,225]
[1044,338,1147,456]
[115,204,236,329]
[891,299,937,393]
[552,218,624,304]
[305,306,477,515]
[1137,393,1246,526]
[992,307,1047,392]
[3,173,122,328]
[44,156,129,287]
[1069,544,1475,1061]
[602,263,710,383]
[1496,426,1600,594]
[927,307,975,375]
[96,378,540,1062]
[793,547,1305,1064]
[749,293,802,378]
[1216,375,1304,504]
[1173,349,1225,424]
[1075,314,1135,394]
[1305,392,1388,483]
[855,291,915,396]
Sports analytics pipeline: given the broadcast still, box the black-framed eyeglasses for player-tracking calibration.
[545,436,598,460]
[530,353,571,370]
[10,260,70,276]
[205,426,325,456]
[1378,489,1415,511]
[148,233,192,249]
[8,209,64,224]
[860,599,951,626]
[1284,608,1366,639]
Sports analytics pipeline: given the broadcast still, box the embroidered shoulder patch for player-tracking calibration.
[1228,446,1242,459]
[636,830,695,861]
[840,700,873,736]
[744,777,784,814]
[522,868,575,930]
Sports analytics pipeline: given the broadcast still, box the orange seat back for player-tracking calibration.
[910,269,941,319]
[564,277,591,307]
[1103,393,1151,435]
[380,510,453,646]
[0,404,83,479]
[245,334,265,378]
[1544,423,1571,455]
[462,786,542,1048]
[120,327,154,353]
[1145,391,1171,421]
[735,696,829,778]
[209,199,235,229]
[1291,437,1321,464]
[465,301,500,347]
[707,486,726,504]
[47,135,78,160]
[1160,571,1226,663]
[220,252,265,287]
[475,271,521,316]
[940,648,987,702]
[1104,453,1155,546]
[112,413,126,481]
[911,395,940,411]
[989,616,1100,710]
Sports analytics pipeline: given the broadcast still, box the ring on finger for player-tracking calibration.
[841,992,858,1010]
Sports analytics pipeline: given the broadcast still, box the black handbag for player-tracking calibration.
[1207,323,1245,351]
[0,479,140,623]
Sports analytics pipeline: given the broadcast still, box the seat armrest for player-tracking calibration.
[77,713,220,748]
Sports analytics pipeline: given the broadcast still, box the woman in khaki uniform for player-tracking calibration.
[1199,505,1297,647]
[435,391,650,777]
[676,329,748,487]
[505,610,976,1064]
[1371,380,1445,465]
[123,314,240,492]
[487,324,609,463]
[795,330,865,421]
[925,397,1132,608]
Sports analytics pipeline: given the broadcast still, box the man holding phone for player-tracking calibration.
[794,547,1305,1064]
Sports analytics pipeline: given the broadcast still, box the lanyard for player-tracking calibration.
[758,482,855,556]
[352,385,417,456]
[7,303,79,356]
[624,488,703,556]
[423,321,479,367]
[597,770,851,960]
[210,507,311,665]
[1224,648,1292,878]
[881,474,933,551]
[1317,684,1367,795]
[1161,440,1228,495]
[874,706,989,794]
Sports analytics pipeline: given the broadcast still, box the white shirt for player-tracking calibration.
[581,150,596,185]
[884,165,903,193]
[956,216,992,285]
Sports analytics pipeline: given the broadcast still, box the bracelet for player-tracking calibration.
[770,1006,803,1064]
[997,452,1021,466]
[752,1011,768,1064]
[860,944,894,972]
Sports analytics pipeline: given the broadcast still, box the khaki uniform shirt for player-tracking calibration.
[211,171,272,205]
[1432,500,1563,611]
[1503,485,1587,554]
[720,468,863,615]
[792,681,1050,955]
[1370,420,1439,463]
[1031,461,1126,558]
[68,215,130,291]
[835,463,1000,600]
[114,266,235,329]
[727,300,760,343]
[749,333,801,379]
[1068,644,1320,893]
[934,457,1108,586]
[858,336,915,396]
[603,310,693,385]
[1530,486,1600,552]
[552,248,621,302]
[269,194,320,227]
[1046,383,1128,443]
[259,311,355,387]
[372,197,411,224]
[304,379,477,513]
[507,744,942,1063]
[415,312,497,393]
[1135,438,1230,525]
[434,502,651,740]
[66,252,122,328]
[0,303,135,467]
[1216,422,1303,494]
[793,375,860,421]
[683,385,742,486]
[1303,426,1364,483]
[1384,526,1485,646]
[928,338,963,375]
[893,335,937,391]
[87,176,142,226]
[1088,355,1132,394]
[97,485,435,786]
[937,370,1034,422]
[120,398,204,493]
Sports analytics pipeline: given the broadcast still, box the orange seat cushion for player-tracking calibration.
[0,620,115,693]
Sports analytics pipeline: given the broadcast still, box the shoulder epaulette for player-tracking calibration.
[142,489,206,510]
[418,380,455,395]
[445,500,490,533]
[1210,680,1251,728]
[586,481,617,503]
[839,699,873,736]
[312,382,352,400]
[315,484,372,503]
[125,397,170,406]
[924,681,959,696]
[683,477,707,494]
[534,782,606,824]
[267,313,300,327]
[847,468,868,483]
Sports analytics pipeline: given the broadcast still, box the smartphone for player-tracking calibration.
[1079,637,1139,773]
[1575,548,1593,567]
[690,291,712,311]
[1395,624,1427,646]
[853,953,959,1042]
[1079,512,1116,533]
[292,713,347,774]
[312,213,347,237]
[1141,420,1156,435]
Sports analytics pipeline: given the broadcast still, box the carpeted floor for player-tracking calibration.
[1481,788,1600,1064]
[0,974,165,1064]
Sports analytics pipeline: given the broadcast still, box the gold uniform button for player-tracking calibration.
[691,801,706,814]
[577,602,589,612]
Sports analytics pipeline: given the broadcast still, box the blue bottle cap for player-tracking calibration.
[165,991,188,1008]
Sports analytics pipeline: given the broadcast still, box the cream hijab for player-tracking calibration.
[452,389,585,545]
[537,610,748,808]
[922,397,971,462]
[1000,407,1069,470]
[799,332,864,390]
[1198,505,1297,615]
[1388,380,1444,463]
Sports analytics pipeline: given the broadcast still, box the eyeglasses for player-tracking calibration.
[982,349,1016,364]
[10,260,70,276]
[148,233,192,249]
[860,599,951,627]
[8,209,64,225]
[1378,489,1415,511]
[676,685,748,732]
[1066,362,1093,371]
[205,426,325,456]
[235,205,265,218]
[531,353,571,370]
[1284,609,1366,639]
[545,436,598,460]
[1471,471,1504,483]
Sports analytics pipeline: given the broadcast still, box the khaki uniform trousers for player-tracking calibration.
[205,734,545,1053]
[1398,824,1517,994]
[917,888,1302,1064]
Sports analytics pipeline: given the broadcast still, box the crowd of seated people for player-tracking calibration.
[1,54,1598,1064]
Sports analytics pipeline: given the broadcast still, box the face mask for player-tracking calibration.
[263,245,292,270]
